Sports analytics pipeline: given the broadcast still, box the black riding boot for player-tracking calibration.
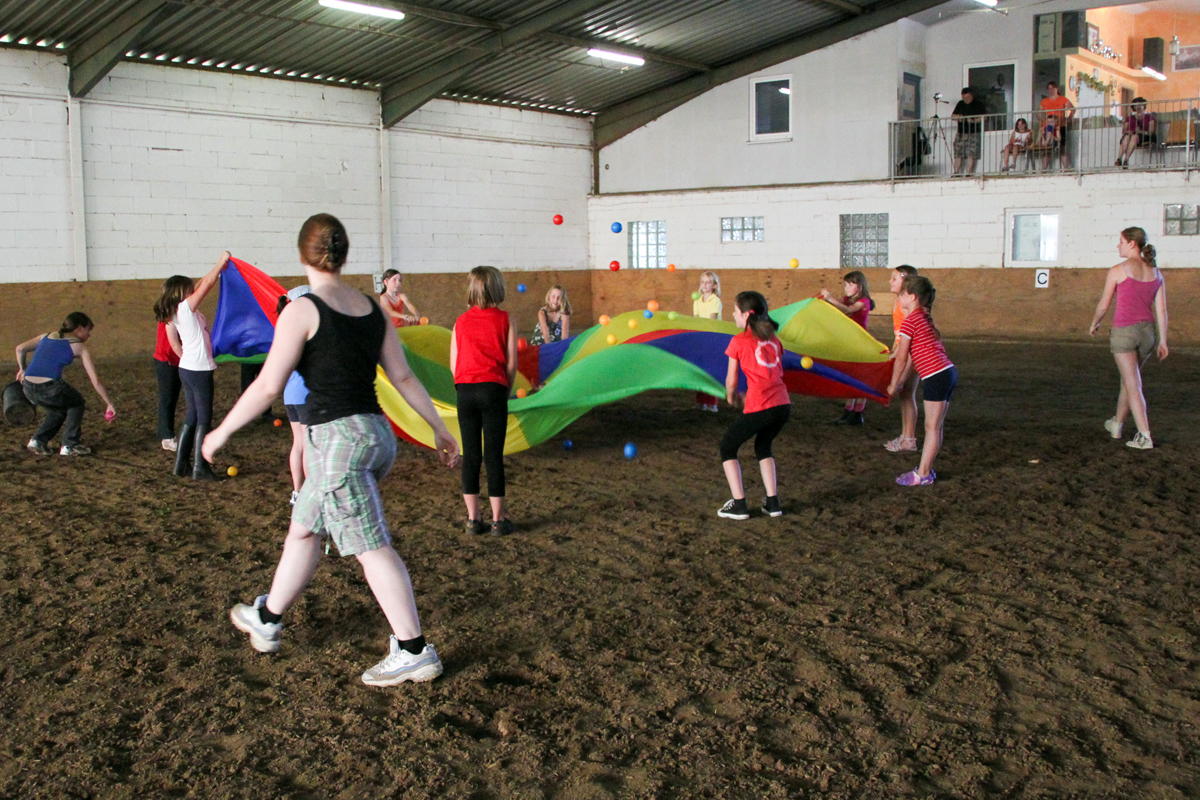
[192,424,219,481]
[174,423,196,476]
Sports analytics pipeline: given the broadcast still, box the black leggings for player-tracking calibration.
[179,367,214,427]
[457,382,508,497]
[720,404,791,462]
[154,358,181,439]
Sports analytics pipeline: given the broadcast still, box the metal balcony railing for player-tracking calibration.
[890,99,1198,181]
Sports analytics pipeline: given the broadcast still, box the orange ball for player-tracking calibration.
[667,263,676,272]
[419,316,429,325]
[273,418,283,427]
[647,300,659,312]
[516,388,527,399]
[599,314,610,326]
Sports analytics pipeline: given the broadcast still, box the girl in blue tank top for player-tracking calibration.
[14,312,115,456]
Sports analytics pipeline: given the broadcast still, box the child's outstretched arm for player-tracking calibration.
[185,251,231,312]
[888,337,912,396]
[380,319,459,467]
[399,292,420,320]
[79,346,115,416]
[725,356,742,407]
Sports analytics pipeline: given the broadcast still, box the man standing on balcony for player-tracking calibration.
[952,88,986,175]
[1039,80,1075,169]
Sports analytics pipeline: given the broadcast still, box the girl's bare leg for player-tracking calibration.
[463,494,480,519]
[357,545,422,641]
[917,400,949,476]
[723,459,744,499]
[265,521,323,615]
[900,373,919,440]
[490,495,506,521]
[288,422,306,492]
[758,457,777,497]
[1114,351,1149,434]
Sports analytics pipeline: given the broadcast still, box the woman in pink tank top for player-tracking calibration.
[1088,226,1169,450]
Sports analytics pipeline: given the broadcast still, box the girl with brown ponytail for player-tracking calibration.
[716,291,791,520]
[1088,226,1168,449]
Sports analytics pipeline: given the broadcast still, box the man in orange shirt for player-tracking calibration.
[1039,81,1075,169]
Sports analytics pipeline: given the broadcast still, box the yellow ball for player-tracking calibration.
[800,356,813,370]
[788,258,799,269]
[627,319,637,329]
[606,333,617,345]
[227,466,239,477]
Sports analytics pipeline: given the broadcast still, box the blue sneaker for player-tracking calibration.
[896,469,936,486]
[361,636,443,686]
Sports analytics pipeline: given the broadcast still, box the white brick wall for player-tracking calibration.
[390,99,591,274]
[589,172,1200,271]
[0,51,592,283]
[0,50,73,282]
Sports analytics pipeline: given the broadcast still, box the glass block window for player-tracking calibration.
[839,213,889,268]
[628,220,666,269]
[721,216,764,243]
[1165,204,1199,236]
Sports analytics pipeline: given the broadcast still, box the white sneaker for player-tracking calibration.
[361,636,443,686]
[230,595,282,653]
[59,444,92,456]
[1126,432,1153,450]
[162,438,178,452]
[1104,418,1123,439]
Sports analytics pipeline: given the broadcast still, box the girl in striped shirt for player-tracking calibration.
[888,276,956,486]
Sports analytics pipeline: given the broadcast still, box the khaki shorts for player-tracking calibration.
[1110,321,1157,364]
[292,413,396,557]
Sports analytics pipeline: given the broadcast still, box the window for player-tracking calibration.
[1165,204,1199,235]
[839,214,889,268]
[750,76,791,142]
[628,220,666,269]
[721,216,764,243]
[1005,209,1060,266]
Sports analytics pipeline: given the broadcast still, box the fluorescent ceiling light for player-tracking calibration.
[972,0,998,6]
[1142,65,1166,80]
[779,87,791,95]
[318,0,404,21]
[588,48,644,66]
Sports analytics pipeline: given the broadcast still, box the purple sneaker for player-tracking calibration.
[895,470,936,486]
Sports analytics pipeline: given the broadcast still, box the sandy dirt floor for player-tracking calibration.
[2,341,1199,799]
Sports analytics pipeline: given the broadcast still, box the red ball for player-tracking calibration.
[517,337,528,351]
[552,214,563,225]
[273,418,283,427]
[609,260,620,271]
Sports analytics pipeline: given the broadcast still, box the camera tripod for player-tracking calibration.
[927,95,956,174]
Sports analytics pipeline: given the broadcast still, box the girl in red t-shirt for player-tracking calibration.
[152,319,182,451]
[450,266,518,535]
[888,276,957,486]
[820,270,875,425]
[717,291,792,520]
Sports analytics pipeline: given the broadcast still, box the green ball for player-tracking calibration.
[692,291,700,300]
[667,311,678,320]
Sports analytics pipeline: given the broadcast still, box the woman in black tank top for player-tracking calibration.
[202,214,460,686]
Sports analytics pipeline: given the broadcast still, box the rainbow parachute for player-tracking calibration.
[212,257,286,363]
[377,300,892,455]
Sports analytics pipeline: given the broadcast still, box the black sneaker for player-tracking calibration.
[761,496,783,517]
[464,518,487,535]
[491,518,515,536]
[718,498,750,520]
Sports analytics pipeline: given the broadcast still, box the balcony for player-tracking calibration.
[890,99,1198,181]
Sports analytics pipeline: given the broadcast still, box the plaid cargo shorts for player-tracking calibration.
[292,413,397,556]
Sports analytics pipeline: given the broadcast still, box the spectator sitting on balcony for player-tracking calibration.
[1116,97,1156,168]
[1038,81,1075,169]
[1000,117,1032,172]
[951,88,987,176]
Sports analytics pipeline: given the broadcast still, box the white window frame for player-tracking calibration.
[749,75,792,143]
[1005,208,1061,267]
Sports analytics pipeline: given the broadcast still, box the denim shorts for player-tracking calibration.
[1110,321,1157,364]
[292,413,396,557]
[922,366,958,402]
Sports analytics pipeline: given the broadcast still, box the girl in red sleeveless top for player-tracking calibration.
[888,276,956,486]
[379,269,420,328]
[1088,226,1169,450]
[152,318,181,451]
[451,266,518,536]
[821,270,874,425]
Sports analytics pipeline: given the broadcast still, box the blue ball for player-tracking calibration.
[611,222,622,233]
[643,309,653,318]
[562,439,573,450]
[517,283,527,293]
[623,442,637,459]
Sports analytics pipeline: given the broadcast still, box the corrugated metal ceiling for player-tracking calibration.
[0,0,906,116]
